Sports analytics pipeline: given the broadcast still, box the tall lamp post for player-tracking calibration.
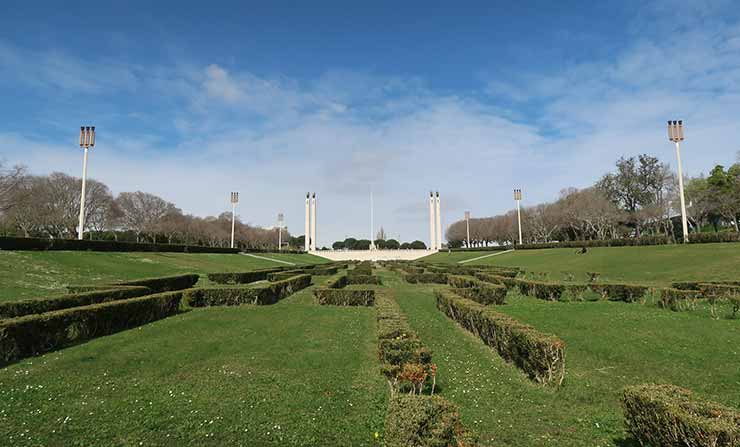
[668,120,689,243]
[464,211,471,248]
[230,192,239,249]
[277,213,284,251]
[514,189,523,245]
[77,126,95,240]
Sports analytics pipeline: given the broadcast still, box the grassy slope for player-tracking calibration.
[423,243,740,285]
[382,270,740,447]
[0,279,387,447]
[0,251,327,301]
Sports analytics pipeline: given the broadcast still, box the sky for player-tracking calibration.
[1,0,739,247]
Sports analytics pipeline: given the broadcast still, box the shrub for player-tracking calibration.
[267,270,306,282]
[658,288,701,311]
[515,279,566,301]
[688,232,740,244]
[589,283,648,302]
[436,289,565,385]
[314,289,375,306]
[474,273,518,289]
[113,274,200,293]
[207,267,288,284]
[403,273,448,284]
[0,286,151,319]
[309,266,339,276]
[0,236,239,253]
[385,395,476,447]
[347,274,381,285]
[0,291,183,367]
[447,275,507,305]
[184,274,311,306]
[699,283,740,299]
[622,384,740,447]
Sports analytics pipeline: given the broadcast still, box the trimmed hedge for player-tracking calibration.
[589,283,648,302]
[207,267,288,284]
[447,275,507,305]
[659,288,701,311]
[0,287,151,320]
[184,274,311,307]
[0,291,183,366]
[347,274,382,285]
[385,395,476,447]
[267,270,306,282]
[309,266,339,276]
[515,279,566,301]
[622,384,740,446]
[314,288,375,306]
[474,273,518,289]
[436,288,565,385]
[113,274,200,293]
[0,236,239,253]
[403,272,449,284]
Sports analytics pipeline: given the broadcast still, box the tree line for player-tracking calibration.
[0,166,291,249]
[330,237,427,251]
[446,153,740,248]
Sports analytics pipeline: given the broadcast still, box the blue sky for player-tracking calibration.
[1,0,739,246]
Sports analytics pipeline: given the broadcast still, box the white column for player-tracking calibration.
[435,192,442,250]
[310,193,317,251]
[305,193,310,251]
[516,199,523,245]
[77,147,89,240]
[230,203,236,248]
[370,191,375,250]
[675,142,689,243]
[428,192,436,250]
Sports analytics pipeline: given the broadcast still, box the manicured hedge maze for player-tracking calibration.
[185,274,312,307]
[313,272,376,306]
[207,267,290,284]
[0,286,151,319]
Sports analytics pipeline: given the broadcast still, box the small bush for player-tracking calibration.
[346,274,382,285]
[447,275,506,305]
[385,395,476,447]
[589,283,648,302]
[0,291,183,367]
[0,287,151,319]
[403,273,448,284]
[622,384,740,447]
[515,279,566,301]
[658,288,701,311]
[184,274,311,306]
[436,289,565,385]
[207,267,288,284]
[314,289,374,306]
[113,274,200,293]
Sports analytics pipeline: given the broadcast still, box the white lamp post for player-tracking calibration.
[668,120,689,243]
[77,126,95,240]
[514,189,523,245]
[277,212,284,251]
[230,192,239,248]
[464,211,471,248]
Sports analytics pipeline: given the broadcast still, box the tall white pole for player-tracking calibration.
[310,193,317,251]
[516,199,523,245]
[435,192,442,250]
[278,213,283,251]
[465,211,470,248]
[370,191,375,250]
[428,192,436,250]
[230,202,236,248]
[675,141,689,243]
[77,147,89,240]
[305,193,310,251]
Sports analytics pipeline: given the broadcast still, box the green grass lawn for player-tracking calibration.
[0,251,327,301]
[424,243,740,285]
[0,280,387,446]
[381,270,740,447]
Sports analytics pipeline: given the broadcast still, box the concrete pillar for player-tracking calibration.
[310,193,317,251]
[305,193,310,251]
[429,191,436,250]
[435,191,442,250]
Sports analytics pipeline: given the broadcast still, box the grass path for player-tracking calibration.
[0,251,327,301]
[381,269,740,446]
[424,243,740,285]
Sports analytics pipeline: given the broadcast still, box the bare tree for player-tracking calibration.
[116,191,180,242]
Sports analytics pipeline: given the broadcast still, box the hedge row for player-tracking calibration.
[267,270,306,282]
[184,274,311,306]
[672,280,740,291]
[658,288,702,311]
[314,288,375,306]
[0,291,183,367]
[385,394,476,447]
[403,272,449,284]
[0,236,240,253]
[622,384,740,446]
[346,274,382,285]
[436,288,565,385]
[309,266,339,276]
[514,279,649,303]
[447,275,507,305]
[67,274,200,294]
[474,273,517,289]
[207,267,288,284]
[0,286,151,320]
